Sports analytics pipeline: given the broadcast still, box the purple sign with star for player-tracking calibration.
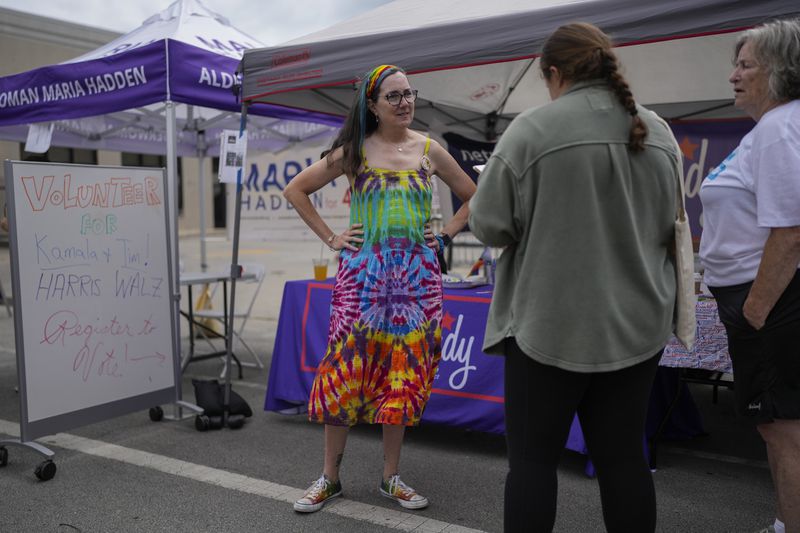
[669,120,755,241]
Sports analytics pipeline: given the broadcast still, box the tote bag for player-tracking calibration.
[665,121,697,350]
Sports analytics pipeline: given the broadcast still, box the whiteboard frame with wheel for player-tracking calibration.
[4,160,180,442]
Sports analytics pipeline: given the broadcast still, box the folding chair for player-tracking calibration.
[194,262,266,377]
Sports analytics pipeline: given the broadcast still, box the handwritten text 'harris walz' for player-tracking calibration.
[34,233,163,301]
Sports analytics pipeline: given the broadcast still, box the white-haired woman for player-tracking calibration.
[700,18,800,533]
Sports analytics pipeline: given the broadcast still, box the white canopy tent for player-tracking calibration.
[238,0,800,140]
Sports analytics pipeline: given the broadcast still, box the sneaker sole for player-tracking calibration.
[379,488,429,510]
[293,490,342,513]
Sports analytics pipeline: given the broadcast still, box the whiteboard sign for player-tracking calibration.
[4,161,178,441]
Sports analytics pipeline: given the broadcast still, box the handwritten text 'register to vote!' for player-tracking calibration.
[40,311,165,382]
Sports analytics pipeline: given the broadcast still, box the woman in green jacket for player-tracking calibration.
[469,23,680,532]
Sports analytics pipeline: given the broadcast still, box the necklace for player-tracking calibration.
[381,134,408,152]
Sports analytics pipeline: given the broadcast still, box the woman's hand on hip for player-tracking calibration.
[331,223,364,252]
[424,224,439,251]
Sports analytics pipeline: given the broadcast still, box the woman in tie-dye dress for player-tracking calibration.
[283,65,476,513]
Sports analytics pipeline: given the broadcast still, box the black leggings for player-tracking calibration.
[504,338,660,533]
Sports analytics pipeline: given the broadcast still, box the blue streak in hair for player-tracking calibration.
[357,66,397,156]
[357,79,370,155]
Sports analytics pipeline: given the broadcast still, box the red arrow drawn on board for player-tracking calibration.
[124,344,167,364]
[129,351,167,363]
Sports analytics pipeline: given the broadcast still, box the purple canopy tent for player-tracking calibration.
[0,0,341,138]
[0,0,344,423]
[0,0,341,270]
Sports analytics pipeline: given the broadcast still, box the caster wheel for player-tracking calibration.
[34,460,56,481]
[227,415,245,430]
[0,447,8,467]
[195,415,210,432]
[149,406,164,422]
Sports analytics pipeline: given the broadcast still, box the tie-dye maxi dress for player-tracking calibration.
[308,142,442,427]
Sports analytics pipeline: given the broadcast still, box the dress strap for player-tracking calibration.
[423,135,431,156]
[361,146,369,168]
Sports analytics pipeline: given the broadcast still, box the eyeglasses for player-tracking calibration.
[384,89,418,106]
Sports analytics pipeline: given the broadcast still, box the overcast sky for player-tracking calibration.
[0,0,392,45]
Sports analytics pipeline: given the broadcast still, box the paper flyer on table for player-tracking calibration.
[218,129,248,183]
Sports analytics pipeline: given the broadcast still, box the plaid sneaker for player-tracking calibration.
[379,474,429,509]
[293,474,342,513]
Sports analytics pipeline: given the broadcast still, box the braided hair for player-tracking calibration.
[540,22,647,151]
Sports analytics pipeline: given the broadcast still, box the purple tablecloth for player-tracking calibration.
[266,279,587,454]
[266,279,713,456]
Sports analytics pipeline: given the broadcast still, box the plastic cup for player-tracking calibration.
[313,258,329,281]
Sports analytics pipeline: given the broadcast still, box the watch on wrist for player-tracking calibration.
[326,234,336,251]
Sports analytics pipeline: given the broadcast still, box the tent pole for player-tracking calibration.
[221,101,250,425]
[162,101,200,420]
[166,100,185,417]
[494,59,536,117]
[197,131,208,272]
[166,100,180,283]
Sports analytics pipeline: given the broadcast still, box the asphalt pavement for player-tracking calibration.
[0,233,777,532]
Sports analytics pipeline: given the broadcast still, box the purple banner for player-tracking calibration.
[0,40,343,130]
[0,42,167,127]
[669,120,755,241]
[169,40,241,111]
[168,40,343,126]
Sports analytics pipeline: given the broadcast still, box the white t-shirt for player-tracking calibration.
[700,100,800,287]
